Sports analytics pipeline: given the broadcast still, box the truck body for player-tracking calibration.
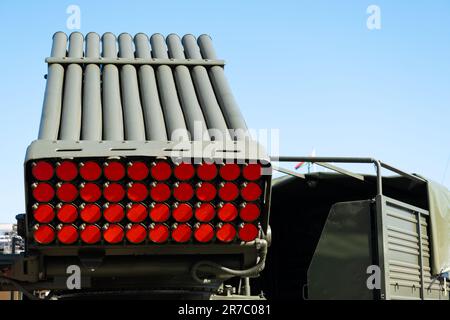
[260,163,450,300]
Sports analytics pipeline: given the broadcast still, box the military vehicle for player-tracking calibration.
[0,32,448,300]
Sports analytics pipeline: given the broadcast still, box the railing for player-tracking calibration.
[271,156,426,197]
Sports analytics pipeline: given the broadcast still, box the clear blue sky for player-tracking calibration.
[0,1,449,222]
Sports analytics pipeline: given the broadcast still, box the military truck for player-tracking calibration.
[0,32,448,300]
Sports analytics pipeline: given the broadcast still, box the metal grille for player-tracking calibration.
[383,197,445,299]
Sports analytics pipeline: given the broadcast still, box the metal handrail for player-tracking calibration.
[270,156,427,197]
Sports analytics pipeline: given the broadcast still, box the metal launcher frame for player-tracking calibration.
[1,32,272,294]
